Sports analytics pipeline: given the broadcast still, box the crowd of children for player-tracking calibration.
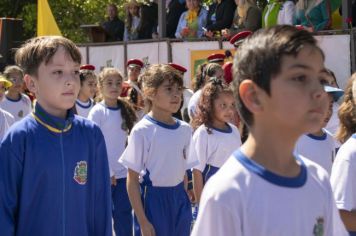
[0,25,356,236]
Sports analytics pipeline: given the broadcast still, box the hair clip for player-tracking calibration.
[209,77,222,86]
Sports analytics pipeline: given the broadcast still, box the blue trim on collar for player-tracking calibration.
[101,101,121,111]
[6,94,22,102]
[34,102,74,130]
[145,115,180,129]
[307,132,327,140]
[212,123,232,133]
[76,99,92,109]
[234,150,307,188]
[352,134,356,139]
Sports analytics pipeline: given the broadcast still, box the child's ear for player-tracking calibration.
[239,80,264,113]
[24,74,38,94]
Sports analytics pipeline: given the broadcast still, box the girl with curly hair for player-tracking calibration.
[330,74,356,234]
[191,78,242,204]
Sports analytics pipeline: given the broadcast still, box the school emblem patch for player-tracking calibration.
[313,217,324,236]
[73,161,88,185]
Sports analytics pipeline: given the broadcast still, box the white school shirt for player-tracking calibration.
[295,130,336,175]
[325,102,340,136]
[119,115,199,187]
[88,102,127,179]
[0,94,32,122]
[192,124,242,172]
[330,134,356,212]
[75,99,94,118]
[187,89,202,119]
[192,150,347,236]
[0,108,14,141]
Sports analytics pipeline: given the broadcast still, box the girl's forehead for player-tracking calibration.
[105,74,122,80]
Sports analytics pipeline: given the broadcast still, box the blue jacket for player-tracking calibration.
[0,103,112,236]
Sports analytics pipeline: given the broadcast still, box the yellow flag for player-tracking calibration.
[37,0,62,36]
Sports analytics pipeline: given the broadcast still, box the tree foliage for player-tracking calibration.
[1,0,267,43]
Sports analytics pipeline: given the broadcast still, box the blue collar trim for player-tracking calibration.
[352,134,356,139]
[306,132,327,140]
[6,94,22,102]
[234,150,307,188]
[76,99,92,109]
[211,123,232,133]
[145,115,180,129]
[101,101,121,111]
[34,102,74,130]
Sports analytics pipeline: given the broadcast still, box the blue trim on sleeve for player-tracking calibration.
[233,150,307,188]
[352,134,356,139]
[212,123,232,133]
[76,99,92,109]
[144,115,180,130]
[5,94,22,102]
[306,132,327,140]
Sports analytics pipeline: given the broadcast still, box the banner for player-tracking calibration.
[37,0,62,36]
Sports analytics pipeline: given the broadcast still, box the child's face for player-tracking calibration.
[26,46,81,118]
[213,92,235,125]
[128,66,141,82]
[260,45,329,134]
[128,5,139,16]
[8,72,24,94]
[80,76,97,100]
[100,75,122,101]
[150,79,183,114]
[0,82,6,101]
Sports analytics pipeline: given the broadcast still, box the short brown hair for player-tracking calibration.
[233,25,324,126]
[15,36,81,76]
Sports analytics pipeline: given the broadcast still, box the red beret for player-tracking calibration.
[127,59,144,68]
[80,64,95,71]
[207,53,225,63]
[223,62,233,84]
[229,31,252,48]
[168,63,187,73]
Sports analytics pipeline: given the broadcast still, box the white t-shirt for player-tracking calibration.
[330,134,356,212]
[0,108,15,141]
[187,89,202,119]
[119,115,198,187]
[75,99,94,118]
[277,1,296,25]
[0,94,32,122]
[192,124,242,172]
[325,102,340,136]
[88,102,128,179]
[192,150,347,236]
[295,130,336,175]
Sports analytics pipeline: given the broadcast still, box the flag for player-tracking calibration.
[37,0,62,36]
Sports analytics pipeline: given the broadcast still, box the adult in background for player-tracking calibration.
[222,0,261,39]
[166,0,187,38]
[102,3,125,42]
[124,0,141,41]
[175,0,208,39]
[262,0,296,27]
[204,0,236,38]
[294,0,331,32]
[138,0,158,39]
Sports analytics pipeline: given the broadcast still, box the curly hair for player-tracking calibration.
[193,63,223,92]
[191,78,233,133]
[336,74,356,143]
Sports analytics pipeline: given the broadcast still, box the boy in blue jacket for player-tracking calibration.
[0,36,112,236]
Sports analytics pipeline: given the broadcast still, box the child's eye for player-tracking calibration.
[292,75,306,83]
[319,77,329,86]
[74,70,80,75]
[53,70,63,75]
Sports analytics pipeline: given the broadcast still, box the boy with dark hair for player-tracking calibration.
[191,25,347,235]
[0,36,112,236]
